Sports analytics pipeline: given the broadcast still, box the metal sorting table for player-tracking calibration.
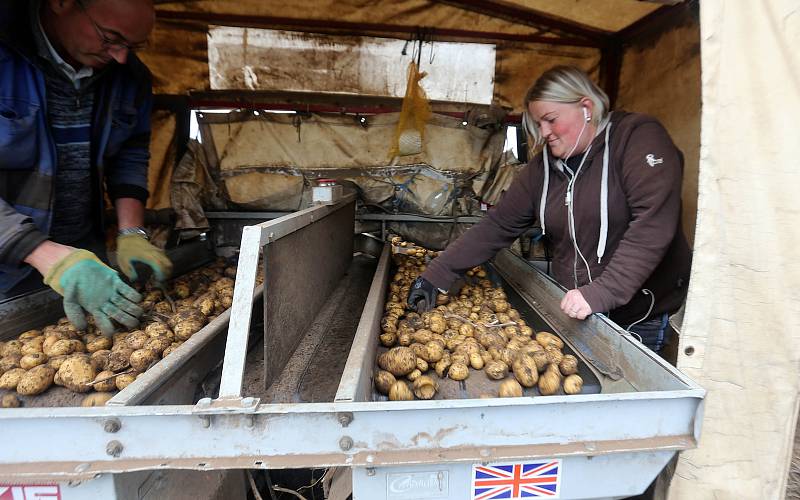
[0,196,704,500]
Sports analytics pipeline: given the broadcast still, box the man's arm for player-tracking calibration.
[115,197,145,230]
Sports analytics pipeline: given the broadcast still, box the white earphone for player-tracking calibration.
[583,107,590,122]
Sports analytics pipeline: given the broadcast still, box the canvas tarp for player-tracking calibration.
[670,1,800,498]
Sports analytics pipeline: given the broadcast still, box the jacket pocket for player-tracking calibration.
[0,98,40,170]
[104,103,138,158]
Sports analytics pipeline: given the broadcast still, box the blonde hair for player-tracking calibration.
[522,66,610,147]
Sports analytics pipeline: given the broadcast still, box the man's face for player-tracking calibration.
[48,0,155,68]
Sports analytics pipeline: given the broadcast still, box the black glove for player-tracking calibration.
[408,277,438,313]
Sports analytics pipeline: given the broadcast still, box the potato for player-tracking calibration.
[58,356,96,393]
[20,337,44,355]
[406,369,422,381]
[412,375,438,400]
[484,360,509,380]
[129,349,158,371]
[563,374,583,395]
[530,350,550,372]
[0,354,22,373]
[458,323,475,337]
[18,329,41,340]
[559,355,579,376]
[469,352,485,370]
[447,362,469,381]
[161,342,183,358]
[44,339,73,357]
[92,370,118,392]
[144,336,172,354]
[108,347,134,372]
[428,313,446,334]
[377,347,417,376]
[19,353,48,370]
[545,347,563,365]
[415,357,429,372]
[173,316,206,341]
[374,370,396,395]
[89,350,111,371]
[81,392,114,407]
[1,340,23,358]
[17,365,55,395]
[512,355,539,388]
[1,393,21,408]
[434,356,451,378]
[411,329,434,345]
[499,378,524,398]
[499,348,518,368]
[115,372,138,390]
[536,331,564,350]
[520,325,534,337]
[538,370,561,396]
[0,368,26,390]
[379,332,397,347]
[153,301,173,314]
[388,380,414,401]
[423,342,445,363]
[450,353,469,367]
[123,330,149,350]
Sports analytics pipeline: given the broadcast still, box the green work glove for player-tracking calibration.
[44,249,143,336]
[116,233,173,283]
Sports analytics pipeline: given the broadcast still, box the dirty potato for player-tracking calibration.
[374,370,397,395]
[0,368,26,390]
[81,393,115,407]
[129,349,158,372]
[512,354,539,388]
[559,355,579,376]
[1,393,20,408]
[89,350,111,371]
[16,365,55,395]
[412,375,438,400]
[0,354,22,373]
[115,373,138,391]
[498,378,524,398]
[108,347,134,372]
[19,353,48,370]
[388,380,414,401]
[58,356,96,393]
[563,374,583,395]
[484,360,509,380]
[537,370,561,396]
[377,347,417,377]
[92,370,118,392]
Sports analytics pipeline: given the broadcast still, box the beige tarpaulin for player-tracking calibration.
[671,1,800,498]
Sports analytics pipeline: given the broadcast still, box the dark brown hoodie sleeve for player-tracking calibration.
[422,161,540,290]
[578,121,683,313]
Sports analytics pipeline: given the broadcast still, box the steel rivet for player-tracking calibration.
[106,440,123,457]
[366,467,376,477]
[103,418,121,433]
[197,397,212,407]
[339,436,353,451]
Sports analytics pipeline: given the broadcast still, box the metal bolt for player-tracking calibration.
[337,412,353,427]
[106,440,123,457]
[242,397,255,407]
[200,415,211,428]
[366,467,376,477]
[103,418,121,433]
[339,436,353,451]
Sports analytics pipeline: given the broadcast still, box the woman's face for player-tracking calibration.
[528,100,595,159]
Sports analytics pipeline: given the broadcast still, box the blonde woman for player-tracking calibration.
[409,66,691,353]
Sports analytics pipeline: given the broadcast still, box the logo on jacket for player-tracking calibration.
[645,154,663,167]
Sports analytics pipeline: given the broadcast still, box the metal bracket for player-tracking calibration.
[193,396,260,414]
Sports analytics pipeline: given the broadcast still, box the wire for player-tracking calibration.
[273,486,309,500]
[247,471,265,500]
[626,288,655,336]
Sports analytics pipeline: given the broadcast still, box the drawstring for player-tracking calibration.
[540,148,550,235]
[597,122,612,263]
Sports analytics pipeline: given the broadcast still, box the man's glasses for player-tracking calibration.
[76,0,148,51]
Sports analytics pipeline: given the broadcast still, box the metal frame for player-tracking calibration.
[0,215,704,491]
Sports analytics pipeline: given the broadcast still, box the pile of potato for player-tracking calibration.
[375,239,583,401]
[0,257,261,408]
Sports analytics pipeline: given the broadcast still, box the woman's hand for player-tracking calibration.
[560,289,592,320]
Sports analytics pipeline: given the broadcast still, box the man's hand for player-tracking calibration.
[43,249,143,336]
[407,277,438,313]
[116,233,173,283]
[560,289,592,320]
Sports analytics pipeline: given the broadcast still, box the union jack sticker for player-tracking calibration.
[471,459,561,499]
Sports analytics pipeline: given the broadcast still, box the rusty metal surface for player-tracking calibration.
[262,200,355,389]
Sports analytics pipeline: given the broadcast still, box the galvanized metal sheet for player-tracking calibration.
[263,200,355,389]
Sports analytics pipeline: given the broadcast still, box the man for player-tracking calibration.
[0,0,172,336]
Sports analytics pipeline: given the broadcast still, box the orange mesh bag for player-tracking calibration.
[389,61,432,159]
